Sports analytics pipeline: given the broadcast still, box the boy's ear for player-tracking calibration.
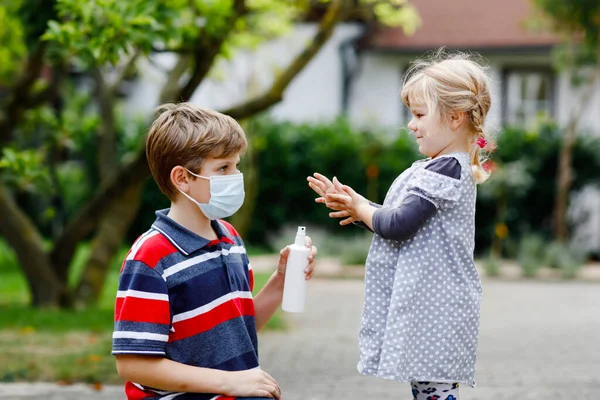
[170,166,190,192]
[449,111,467,130]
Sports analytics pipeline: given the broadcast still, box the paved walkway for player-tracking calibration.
[1,278,599,399]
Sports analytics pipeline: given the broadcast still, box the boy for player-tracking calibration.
[112,103,317,400]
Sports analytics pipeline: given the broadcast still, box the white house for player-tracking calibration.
[124,0,600,254]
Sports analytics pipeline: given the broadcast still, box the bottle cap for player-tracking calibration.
[294,226,306,246]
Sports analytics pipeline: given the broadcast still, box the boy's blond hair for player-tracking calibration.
[401,50,494,183]
[146,103,248,200]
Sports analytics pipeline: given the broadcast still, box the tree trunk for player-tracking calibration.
[159,54,192,103]
[491,195,508,258]
[178,0,249,101]
[50,153,150,283]
[75,181,144,305]
[93,68,118,181]
[222,0,346,120]
[554,124,576,242]
[553,66,600,242]
[75,60,144,305]
[0,186,67,307]
[0,45,47,146]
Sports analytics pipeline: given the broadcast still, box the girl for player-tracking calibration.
[308,53,493,400]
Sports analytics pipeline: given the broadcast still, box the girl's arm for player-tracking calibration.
[353,202,381,232]
[326,158,462,241]
[369,195,436,241]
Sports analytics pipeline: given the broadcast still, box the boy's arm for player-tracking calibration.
[116,355,280,398]
[253,271,285,331]
[115,355,227,393]
[252,238,316,331]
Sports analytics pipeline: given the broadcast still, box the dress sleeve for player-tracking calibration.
[371,194,437,241]
[405,157,462,210]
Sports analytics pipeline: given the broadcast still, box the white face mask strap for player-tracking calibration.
[185,168,209,180]
[177,188,204,206]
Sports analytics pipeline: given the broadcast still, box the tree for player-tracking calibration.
[532,0,600,242]
[0,0,419,307]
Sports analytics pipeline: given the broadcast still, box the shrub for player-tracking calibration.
[483,254,501,277]
[518,234,545,277]
[545,241,587,280]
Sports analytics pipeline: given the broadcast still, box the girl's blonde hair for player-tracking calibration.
[401,50,494,183]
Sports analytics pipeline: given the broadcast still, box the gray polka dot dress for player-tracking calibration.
[357,152,482,387]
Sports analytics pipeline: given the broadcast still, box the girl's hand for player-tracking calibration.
[325,177,370,226]
[307,172,338,203]
[276,235,318,280]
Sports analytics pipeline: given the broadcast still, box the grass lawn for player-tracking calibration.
[0,240,283,384]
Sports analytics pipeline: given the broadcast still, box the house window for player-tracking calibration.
[503,68,554,128]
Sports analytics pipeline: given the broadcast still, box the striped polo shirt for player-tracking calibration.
[112,209,258,400]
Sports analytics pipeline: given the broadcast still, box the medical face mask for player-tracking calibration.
[178,169,245,220]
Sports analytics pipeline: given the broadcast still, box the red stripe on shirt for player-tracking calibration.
[206,236,235,248]
[115,296,171,324]
[121,232,146,272]
[120,258,128,274]
[124,382,154,400]
[218,220,240,238]
[249,269,254,292]
[170,297,255,341]
[133,233,178,268]
[120,248,135,273]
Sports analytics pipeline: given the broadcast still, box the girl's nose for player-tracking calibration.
[407,118,417,133]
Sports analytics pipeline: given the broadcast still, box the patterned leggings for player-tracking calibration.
[411,381,459,400]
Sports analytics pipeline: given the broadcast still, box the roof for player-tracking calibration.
[366,0,560,52]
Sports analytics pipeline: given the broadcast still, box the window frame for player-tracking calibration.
[501,66,556,128]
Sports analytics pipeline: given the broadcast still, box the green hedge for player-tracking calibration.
[475,124,600,255]
[131,119,600,255]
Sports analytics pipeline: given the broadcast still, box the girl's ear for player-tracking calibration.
[449,111,467,131]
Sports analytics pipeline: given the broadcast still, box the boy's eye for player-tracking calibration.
[219,165,228,171]
[416,114,424,118]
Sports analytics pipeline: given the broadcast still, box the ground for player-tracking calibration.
[1,277,598,399]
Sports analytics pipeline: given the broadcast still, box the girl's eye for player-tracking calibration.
[219,165,228,172]
[416,114,424,118]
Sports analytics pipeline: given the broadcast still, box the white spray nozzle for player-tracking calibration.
[294,226,306,246]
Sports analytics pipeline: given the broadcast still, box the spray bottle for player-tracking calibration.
[281,226,310,313]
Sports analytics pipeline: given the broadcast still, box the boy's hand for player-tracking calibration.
[325,177,369,226]
[277,235,317,280]
[307,172,338,203]
[223,369,281,399]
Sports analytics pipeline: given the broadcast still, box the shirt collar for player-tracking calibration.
[151,209,232,256]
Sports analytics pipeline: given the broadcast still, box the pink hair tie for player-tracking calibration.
[477,137,487,149]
